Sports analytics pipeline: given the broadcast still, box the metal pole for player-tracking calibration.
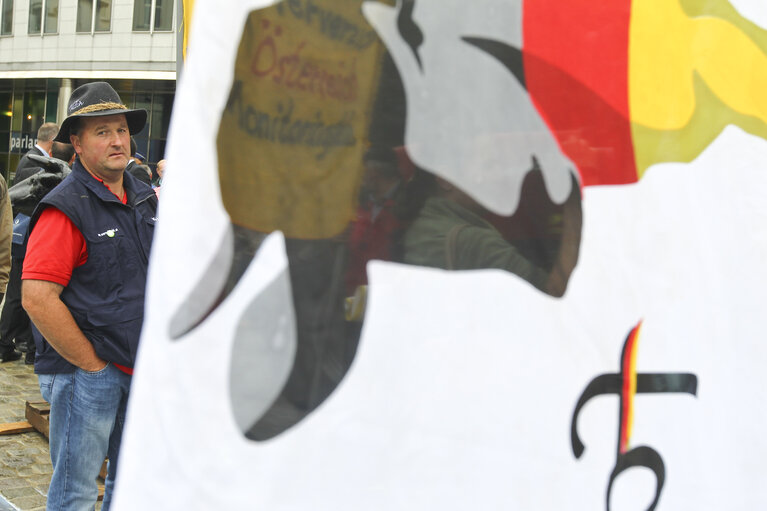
[57,78,72,125]
[176,0,185,79]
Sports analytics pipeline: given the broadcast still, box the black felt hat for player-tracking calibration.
[54,82,147,143]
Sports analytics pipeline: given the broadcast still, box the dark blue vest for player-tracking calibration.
[30,160,158,374]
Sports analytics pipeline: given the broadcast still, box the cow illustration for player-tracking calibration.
[168,0,767,442]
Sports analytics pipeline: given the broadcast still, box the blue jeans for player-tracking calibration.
[38,363,131,511]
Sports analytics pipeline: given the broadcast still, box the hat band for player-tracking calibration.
[71,102,128,116]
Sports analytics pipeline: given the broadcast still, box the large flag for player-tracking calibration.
[114,0,767,508]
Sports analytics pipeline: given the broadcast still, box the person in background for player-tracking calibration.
[0,142,76,365]
[401,167,581,297]
[13,123,59,186]
[128,137,146,167]
[126,139,155,191]
[22,82,157,510]
[51,141,76,167]
[127,164,153,186]
[124,137,146,179]
[152,159,165,198]
[155,159,165,187]
[0,175,13,362]
[344,146,404,294]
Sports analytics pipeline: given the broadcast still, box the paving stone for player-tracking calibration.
[0,357,51,509]
[25,475,50,486]
[31,483,47,495]
[30,457,48,468]
[2,457,35,469]
[0,477,28,490]
[15,467,39,478]
[2,486,38,499]
[9,493,47,508]
[29,465,51,476]
[7,448,42,457]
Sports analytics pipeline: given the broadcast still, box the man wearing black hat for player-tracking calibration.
[21,82,157,511]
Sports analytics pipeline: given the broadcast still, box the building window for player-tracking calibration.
[133,0,173,32]
[1,0,13,35]
[76,0,111,33]
[28,0,58,34]
[0,79,59,182]
[0,90,11,178]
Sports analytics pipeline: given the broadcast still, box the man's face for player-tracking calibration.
[71,114,130,179]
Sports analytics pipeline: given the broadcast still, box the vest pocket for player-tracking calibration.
[86,233,122,273]
[87,231,142,290]
[82,301,145,367]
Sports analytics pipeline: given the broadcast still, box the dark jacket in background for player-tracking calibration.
[13,147,46,186]
[125,161,153,186]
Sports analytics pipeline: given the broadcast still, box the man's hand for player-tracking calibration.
[545,174,583,297]
[79,357,109,373]
[22,279,107,371]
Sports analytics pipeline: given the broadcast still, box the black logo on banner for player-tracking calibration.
[570,323,698,510]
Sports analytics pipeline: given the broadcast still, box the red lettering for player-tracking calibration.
[251,36,277,77]
[250,25,358,103]
[281,42,305,89]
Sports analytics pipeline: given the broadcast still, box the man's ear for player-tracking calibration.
[69,134,81,154]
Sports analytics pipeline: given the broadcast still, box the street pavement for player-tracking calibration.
[0,357,106,511]
[0,356,50,511]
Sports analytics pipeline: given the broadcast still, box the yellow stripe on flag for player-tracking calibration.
[182,0,195,61]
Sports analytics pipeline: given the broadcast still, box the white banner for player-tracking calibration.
[114,1,767,509]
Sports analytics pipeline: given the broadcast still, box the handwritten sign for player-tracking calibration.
[217,0,389,239]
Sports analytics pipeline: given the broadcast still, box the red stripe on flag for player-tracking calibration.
[523,0,638,187]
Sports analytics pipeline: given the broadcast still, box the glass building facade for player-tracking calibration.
[0,78,175,182]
